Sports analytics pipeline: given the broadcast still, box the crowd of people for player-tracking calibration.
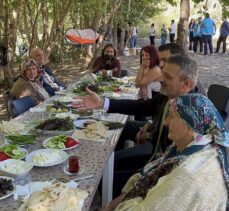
[148,13,229,55]
[7,34,229,209]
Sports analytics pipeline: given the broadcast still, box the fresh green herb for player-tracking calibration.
[5,134,37,145]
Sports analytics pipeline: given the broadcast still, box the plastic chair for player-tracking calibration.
[11,96,36,118]
[207,84,229,120]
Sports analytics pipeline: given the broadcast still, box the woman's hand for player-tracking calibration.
[138,87,148,100]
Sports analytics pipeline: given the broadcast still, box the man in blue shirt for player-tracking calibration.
[215,16,229,54]
[201,13,216,55]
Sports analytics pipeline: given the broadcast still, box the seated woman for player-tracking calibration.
[91,44,121,77]
[135,45,161,100]
[101,93,229,211]
[10,59,49,105]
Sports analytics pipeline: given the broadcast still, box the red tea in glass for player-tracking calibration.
[68,156,80,173]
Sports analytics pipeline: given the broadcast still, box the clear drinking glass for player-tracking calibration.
[14,175,30,201]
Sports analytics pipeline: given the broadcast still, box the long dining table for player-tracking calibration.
[0,77,138,211]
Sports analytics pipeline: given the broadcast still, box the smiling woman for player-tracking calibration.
[10,59,49,105]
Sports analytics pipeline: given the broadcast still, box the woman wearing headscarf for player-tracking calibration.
[101,93,229,211]
[135,45,161,100]
[10,59,49,105]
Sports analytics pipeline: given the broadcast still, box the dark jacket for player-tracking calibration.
[108,86,204,155]
[39,65,66,96]
[220,20,229,37]
[92,56,121,77]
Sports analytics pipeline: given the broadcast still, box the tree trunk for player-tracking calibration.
[22,1,31,46]
[29,2,42,53]
[177,0,190,54]
[3,0,22,89]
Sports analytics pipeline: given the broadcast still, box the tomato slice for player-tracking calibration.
[0,151,11,161]
[64,137,79,148]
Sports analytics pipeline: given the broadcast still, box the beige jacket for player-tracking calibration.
[116,145,227,211]
[10,77,49,105]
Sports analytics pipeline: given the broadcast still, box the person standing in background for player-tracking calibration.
[129,23,138,48]
[161,24,167,45]
[193,17,203,54]
[201,13,216,55]
[169,20,176,43]
[149,23,156,46]
[188,18,196,51]
[215,16,229,54]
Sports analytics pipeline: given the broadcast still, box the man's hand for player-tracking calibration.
[135,122,153,144]
[72,87,104,110]
[135,130,148,144]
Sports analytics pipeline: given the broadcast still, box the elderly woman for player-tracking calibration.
[10,59,49,105]
[101,93,229,211]
[135,45,161,100]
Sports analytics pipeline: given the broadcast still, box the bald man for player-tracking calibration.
[30,48,66,96]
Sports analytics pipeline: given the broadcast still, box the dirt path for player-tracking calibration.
[0,37,229,121]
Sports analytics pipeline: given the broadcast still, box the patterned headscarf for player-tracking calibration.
[171,93,229,208]
[171,93,229,146]
[125,93,229,207]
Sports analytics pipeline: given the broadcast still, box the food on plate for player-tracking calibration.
[46,101,69,113]
[18,183,88,211]
[55,96,73,103]
[5,134,37,145]
[72,109,93,117]
[0,121,25,134]
[0,159,33,175]
[31,150,64,165]
[44,135,79,149]
[72,122,107,141]
[0,144,26,161]
[35,117,74,131]
[73,83,98,95]
[0,178,14,198]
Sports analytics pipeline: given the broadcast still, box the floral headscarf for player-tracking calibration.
[171,93,229,146]
[171,93,229,208]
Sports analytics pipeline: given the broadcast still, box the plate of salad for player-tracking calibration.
[42,135,79,150]
[0,144,28,162]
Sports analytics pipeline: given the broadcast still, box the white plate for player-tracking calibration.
[63,165,85,176]
[72,130,114,142]
[55,96,73,103]
[29,107,46,113]
[0,176,15,200]
[42,136,79,150]
[25,149,68,167]
[0,159,33,176]
[55,113,79,120]
[74,119,97,129]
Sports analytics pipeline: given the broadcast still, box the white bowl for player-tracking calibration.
[0,159,33,176]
